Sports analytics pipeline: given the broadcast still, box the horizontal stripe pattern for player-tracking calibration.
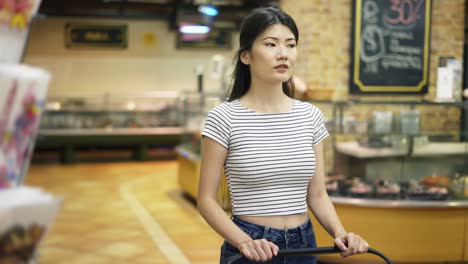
[201,99,328,216]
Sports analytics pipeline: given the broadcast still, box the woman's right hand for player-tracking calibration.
[237,239,279,262]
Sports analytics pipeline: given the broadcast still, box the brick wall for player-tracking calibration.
[281,0,465,174]
[282,0,466,100]
[282,0,353,99]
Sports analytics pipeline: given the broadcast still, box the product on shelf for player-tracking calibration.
[324,174,344,196]
[325,180,339,196]
[0,186,61,263]
[347,178,373,198]
[0,65,50,188]
[450,174,468,199]
[406,180,449,200]
[375,179,401,199]
[427,186,448,195]
[0,0,43,63]
[0,224,46,262]
[422,175,450,188]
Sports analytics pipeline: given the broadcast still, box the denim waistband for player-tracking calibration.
[231,215,313,245]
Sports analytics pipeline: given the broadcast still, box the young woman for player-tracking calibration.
[197,6,369,264]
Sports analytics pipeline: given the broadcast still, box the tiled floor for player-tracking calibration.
[23,159,457,264]
[25,160,223,264]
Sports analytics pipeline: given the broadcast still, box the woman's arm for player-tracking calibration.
[197,137,278,262]
[307,141,368,257]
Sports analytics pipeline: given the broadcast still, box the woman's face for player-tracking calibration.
[241,24,297,84]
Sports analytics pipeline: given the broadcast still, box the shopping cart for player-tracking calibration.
[226,246,393,264]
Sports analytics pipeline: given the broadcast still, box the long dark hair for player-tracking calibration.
[227,7,299,102]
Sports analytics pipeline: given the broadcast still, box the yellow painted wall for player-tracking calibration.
[23,18,238,97]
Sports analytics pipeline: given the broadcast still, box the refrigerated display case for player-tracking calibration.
[311,99,468,201]
[175,92,230,209]
[178,96,468,263]
[36,91,184,163]
[308,99,468,264]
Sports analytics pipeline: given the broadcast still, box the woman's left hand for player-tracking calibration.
[333,232,369,258]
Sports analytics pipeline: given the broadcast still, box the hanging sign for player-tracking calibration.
[65,23,128,49]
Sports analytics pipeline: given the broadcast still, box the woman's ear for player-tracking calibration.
[240,50,250,65]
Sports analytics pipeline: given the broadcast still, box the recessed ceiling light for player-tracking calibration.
[198,5,218,16]
[179,25,210,34]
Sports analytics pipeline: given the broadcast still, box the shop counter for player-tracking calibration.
[176,146,467,263]
[310,197,468,263]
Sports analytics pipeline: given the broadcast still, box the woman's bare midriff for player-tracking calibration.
[238,213,309,230]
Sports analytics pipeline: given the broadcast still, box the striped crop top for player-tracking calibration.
[201,99,329,216]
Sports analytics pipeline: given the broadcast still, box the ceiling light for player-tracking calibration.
[198,5,218,16]
[179,25,210,34]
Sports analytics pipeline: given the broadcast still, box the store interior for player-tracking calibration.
[1,0,468,263]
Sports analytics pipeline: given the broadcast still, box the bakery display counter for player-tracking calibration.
[176,143,467,263]
[35,92,185,163]
[176,141,466,263]
[309,197,468,264]
[176,98,468,263]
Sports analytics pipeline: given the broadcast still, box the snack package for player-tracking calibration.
[0,186,61,263]
[0,0,43,64]
[0,64,50,188]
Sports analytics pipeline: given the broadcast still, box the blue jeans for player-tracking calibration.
[220,215,317,264]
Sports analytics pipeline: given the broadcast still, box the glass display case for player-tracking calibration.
[175,91,229,207]
[36,91,184,162]
[175,95,468,263]
[176,91,224,156]
[40,91,180,130]
[310,99,468,202]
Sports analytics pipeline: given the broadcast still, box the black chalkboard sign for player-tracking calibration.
[350,0,431,94]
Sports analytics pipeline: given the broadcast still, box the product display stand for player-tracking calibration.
[0,1,62,263]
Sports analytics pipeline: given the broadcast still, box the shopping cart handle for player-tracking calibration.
[226,246,393,264]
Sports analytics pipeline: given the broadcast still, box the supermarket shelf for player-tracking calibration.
[335,141,407,158]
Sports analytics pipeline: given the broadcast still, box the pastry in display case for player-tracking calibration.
[405,180,449,201]
[347,178,373,198]
[325,179,339,196]
[305,100,468,263]
[374,180,401,200]
[324,173,344,196]
[311,99,468,202]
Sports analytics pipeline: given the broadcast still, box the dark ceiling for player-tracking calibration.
[38,0,280,29]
